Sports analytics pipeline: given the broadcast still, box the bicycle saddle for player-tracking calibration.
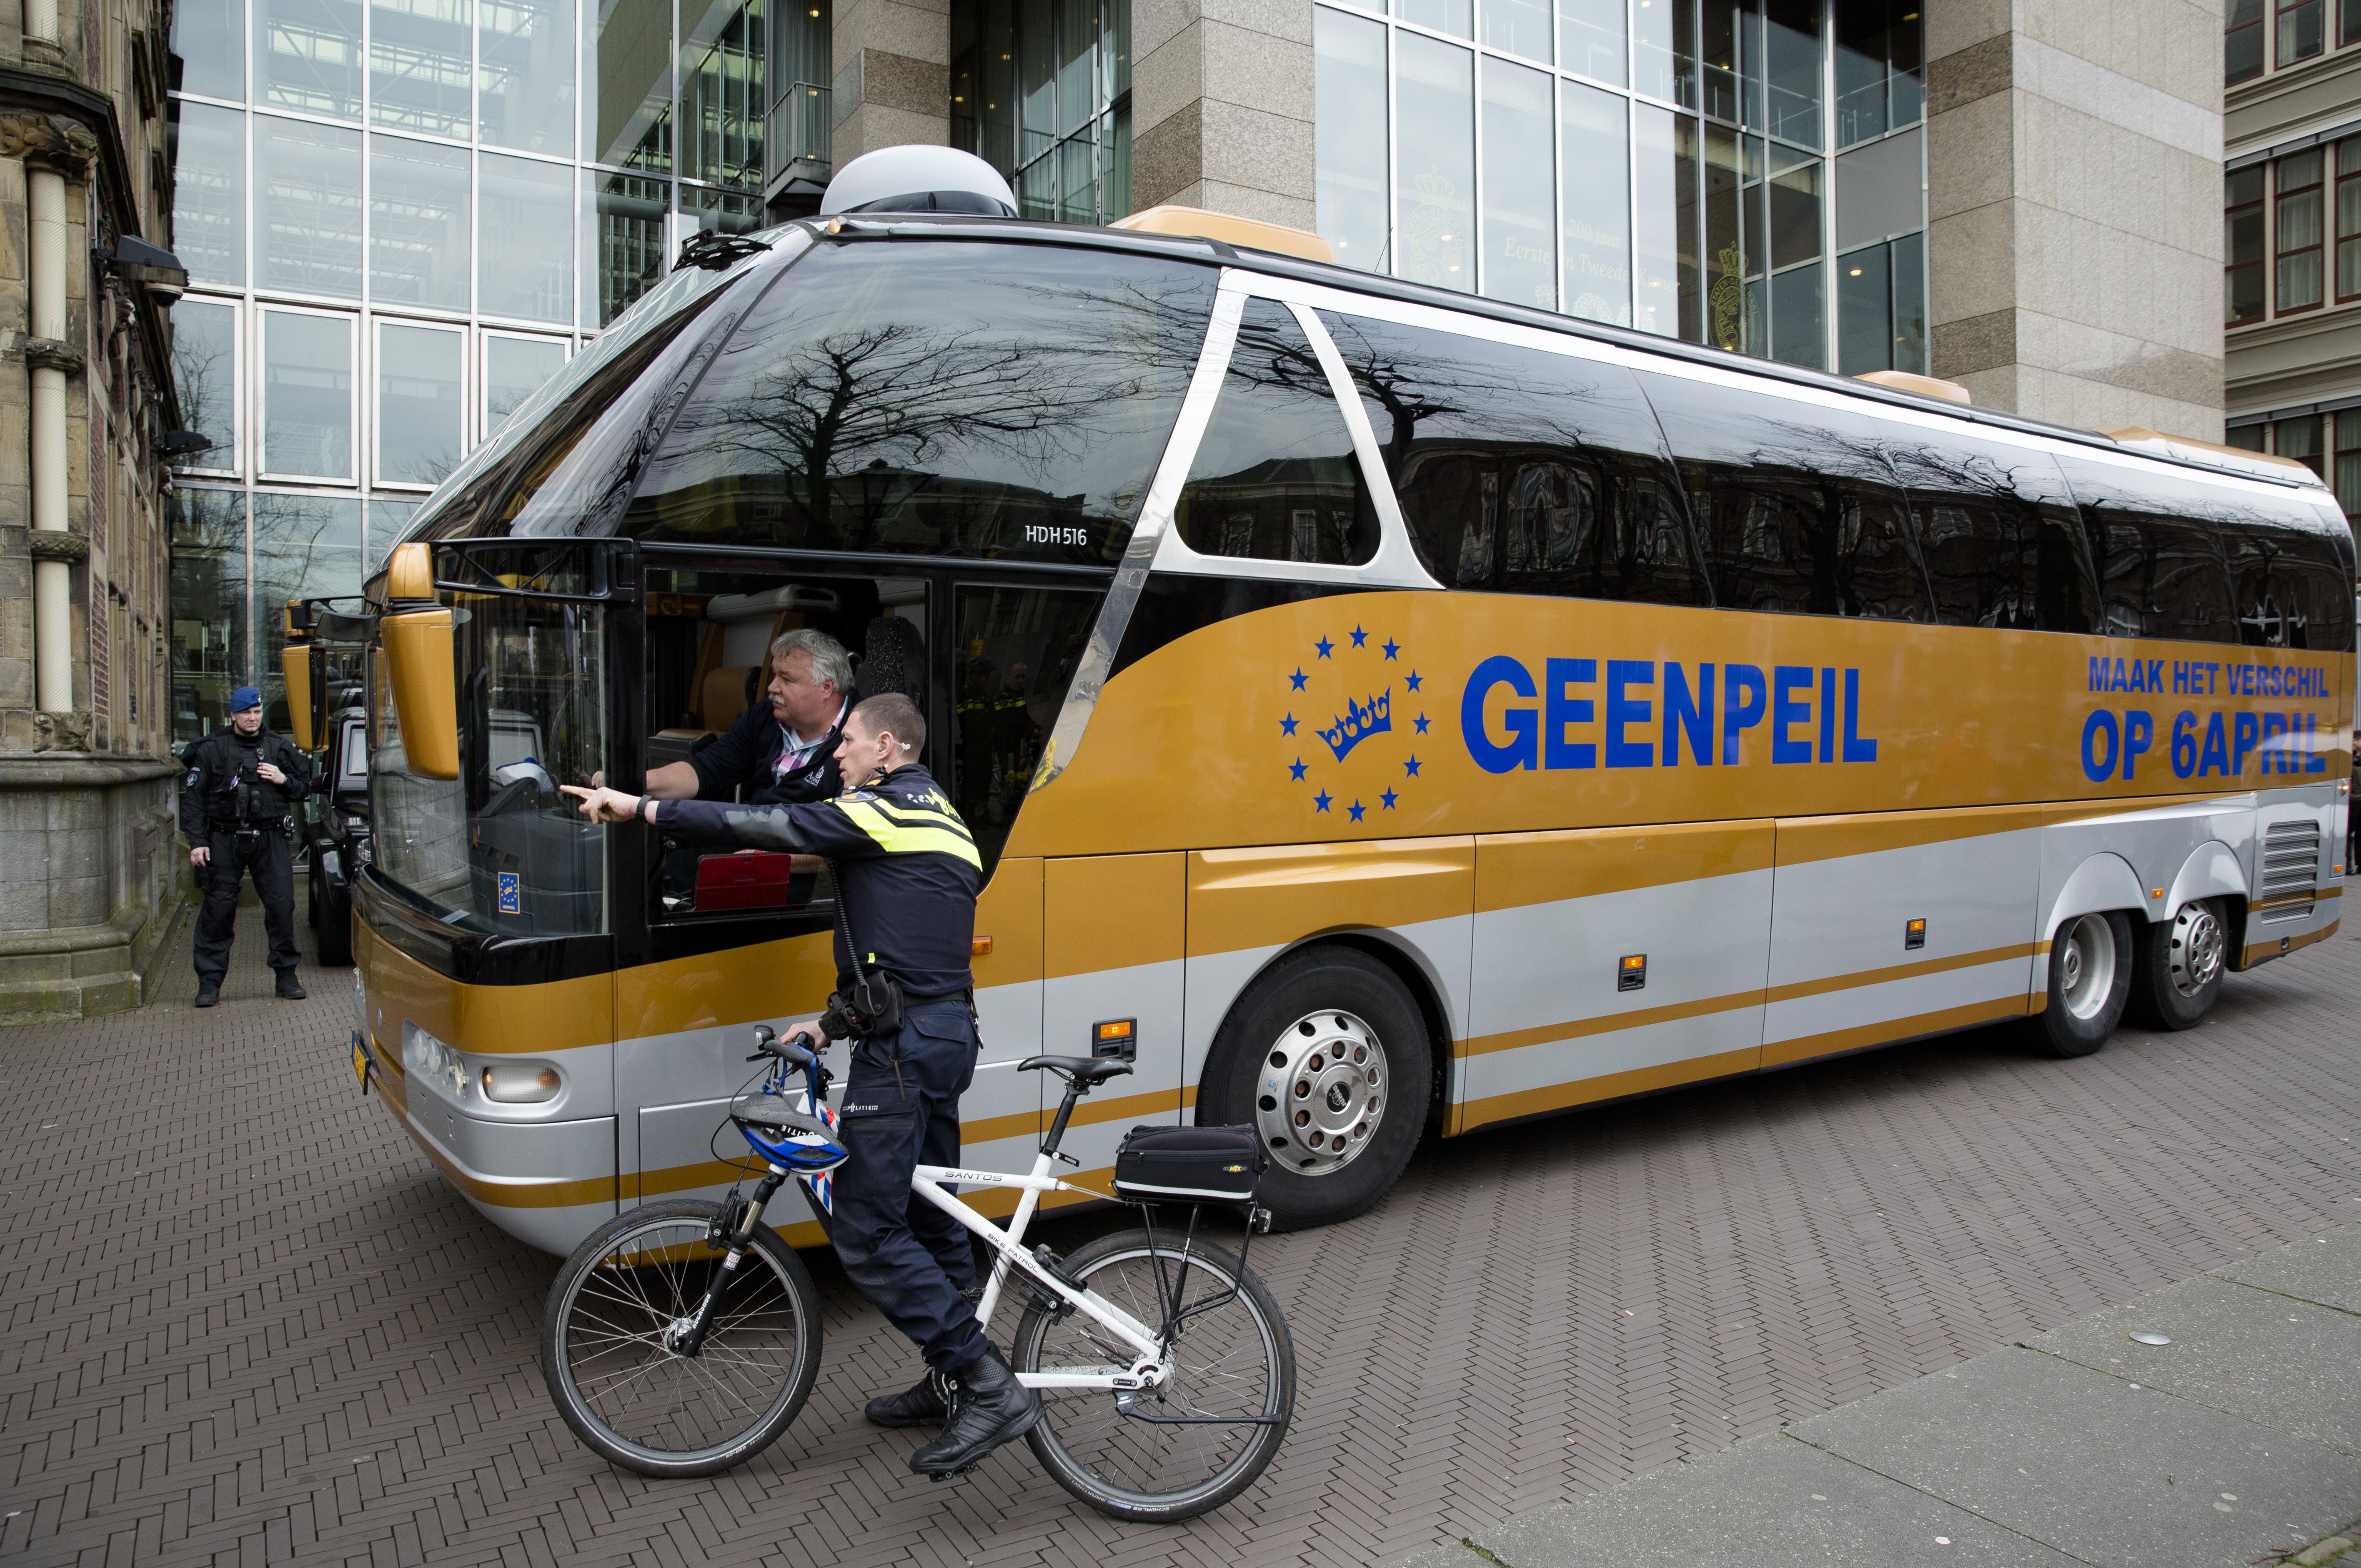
[1018,1054,1134,1086]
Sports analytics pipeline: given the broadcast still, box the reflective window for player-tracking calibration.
[480,0,576,153]
[255,116,364,298]
[623,243,1216,562]
[1561,80,1629,325]
[371,0,472,138]
[170,297,241,475]
[1766,146,1823,367]
[2228,0,2263,84]
[585,170,670,328]
[1316,7,1391,273]
[1398,0,1469,40]
[1640,370,1928,619]
[368,498,421,573]
[170,489,250,737]
[1481,58,1555,309]
[1631,0,1693,104]
[257,0,365,118]
[681,0,764,190]
[2227,165,2266,324]
[952,585,1102,875]
[1329,314,1704,604]
[2277,149,2325,314]
[1633,105,1698,338]
[253,493,367,725]
[2280,0,2323,64]
[483,333,569,435]
[1762,0,1820,148]
[1397,34,1475,289]
[173,0,245,100]
[1834,0,1920,148]
[478,153,575,323]
[1702,124,1761,354]
[1559,0,1622,85]
[1483,0,1549,65]
[377,322,467,485]
[369,135,471,310]
[584,0,673,170]
[2054,455,2240,643]
[950,0,1130,223]
[2277,414,2324,480]
[1176,300,1378,567]
[2226,517,2355,650]
[260,309,355,479]
[2337,410,2361,520]
[1885,430,2088,633]
[2337,138,2361,302]
[170,103,246,286]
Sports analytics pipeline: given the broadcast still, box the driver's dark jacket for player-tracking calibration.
[651,763,979,998]
[686,697,851,806]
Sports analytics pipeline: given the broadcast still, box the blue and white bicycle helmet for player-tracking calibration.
[730,1091,849,1174]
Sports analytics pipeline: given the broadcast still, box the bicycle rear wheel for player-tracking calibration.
[542,1198,823,1477]
[1012,1226,1294,1522]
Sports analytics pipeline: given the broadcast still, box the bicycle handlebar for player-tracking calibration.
[747,1024,817,1068]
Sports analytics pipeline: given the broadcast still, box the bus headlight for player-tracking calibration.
[480,1062,563,1103]
[403,1021,469,1102]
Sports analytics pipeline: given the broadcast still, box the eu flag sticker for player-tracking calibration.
[497,872,521,915]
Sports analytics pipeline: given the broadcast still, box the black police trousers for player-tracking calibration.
[193,825,300,984]
[832,998,988,1374]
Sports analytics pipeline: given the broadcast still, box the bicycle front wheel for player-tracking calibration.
[1013,1225,1294,1522]
[541,1198,823,1477]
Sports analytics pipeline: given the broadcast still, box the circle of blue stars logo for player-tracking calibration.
[1279,623,1428,823]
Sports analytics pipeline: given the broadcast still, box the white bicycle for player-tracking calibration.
[540,1026,1296,1522]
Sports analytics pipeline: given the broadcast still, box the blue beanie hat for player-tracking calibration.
[230,685,263,713]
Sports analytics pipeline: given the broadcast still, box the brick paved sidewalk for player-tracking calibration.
[2,902,2357,1568]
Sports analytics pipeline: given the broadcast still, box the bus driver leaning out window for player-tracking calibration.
[561,693,1042,1479]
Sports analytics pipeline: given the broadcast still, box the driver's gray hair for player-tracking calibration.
[767,627,853,694]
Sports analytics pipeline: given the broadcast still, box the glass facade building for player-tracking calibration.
[950,0,1134,223]
[1312,0,1928,374]
[165,0,821,736]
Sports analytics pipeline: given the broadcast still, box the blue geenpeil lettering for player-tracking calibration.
[1462,655,1538,773]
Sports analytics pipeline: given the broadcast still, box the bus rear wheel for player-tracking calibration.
[1197,945,1430,1233]
[2030,910,2132,1058]
[2124,898,2226,1031]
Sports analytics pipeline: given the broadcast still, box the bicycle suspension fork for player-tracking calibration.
[672,1166,788,1358]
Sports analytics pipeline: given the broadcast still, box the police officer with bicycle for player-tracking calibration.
[562,690,1042,1479]
[182,685,312,1007]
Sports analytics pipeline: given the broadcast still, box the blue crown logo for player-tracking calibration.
[1318,687,1392,762]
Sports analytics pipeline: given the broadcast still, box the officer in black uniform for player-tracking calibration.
[183,685,312,1007]
[561,691,1041,1480]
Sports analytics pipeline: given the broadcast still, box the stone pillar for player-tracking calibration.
[1132,0,1314,226]
[1924,0,2225,439]
[830,0,950,163]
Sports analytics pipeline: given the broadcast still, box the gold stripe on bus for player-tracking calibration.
[1760,995,2028,1070]
[1187,837,1473,957]
[2241,916,2341,969]
[2249,887,2336,914]
[358,920,616,1055]
[1762,941,2039,1005]
[1472,821,1773,912]
[1453,942,2039,1060]
[1449,1047,1760,1137]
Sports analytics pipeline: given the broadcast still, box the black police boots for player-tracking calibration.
[275,971,307,1000]
[907,1346,1040,1478]
[865,1369,952,1428]
[195,982,220,1008]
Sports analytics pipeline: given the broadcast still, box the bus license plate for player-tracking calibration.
[352,1038,371,1093]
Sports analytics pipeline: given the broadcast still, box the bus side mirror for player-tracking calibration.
[383,608,459,780]
[282,641,317,753]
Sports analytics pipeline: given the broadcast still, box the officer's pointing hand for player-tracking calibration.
[255,761,287,784]
[559,784,645,824]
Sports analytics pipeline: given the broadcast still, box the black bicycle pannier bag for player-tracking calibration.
[1112,1124,1264,1205]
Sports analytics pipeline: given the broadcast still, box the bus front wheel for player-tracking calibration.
[2030,910,2133,1058]
[1198,946,1431,1233]
[2124,898,2226,1031]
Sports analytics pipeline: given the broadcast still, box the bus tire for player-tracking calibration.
[1198,945,1430,1232]
[2124,898,2226,1032]
[2030,910,2133,1058]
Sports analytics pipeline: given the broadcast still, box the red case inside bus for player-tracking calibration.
[694,852,797,910]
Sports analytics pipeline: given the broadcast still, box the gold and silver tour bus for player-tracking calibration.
[346,208,2354,1255]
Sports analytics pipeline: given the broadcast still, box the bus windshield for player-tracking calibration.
[370,545,610,935]
[618,241,1218,566]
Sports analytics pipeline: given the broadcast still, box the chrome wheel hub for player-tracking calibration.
[2059,912,2117,1022]
[1254,1011,1384,1175]
[2168,901,2224,997]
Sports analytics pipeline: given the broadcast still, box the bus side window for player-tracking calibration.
[1884,433,2086,632]
[951,585,1102,875]
[1175,299,1380,567]
[1635,370,1930,621]
[2051,454,2238,644]
[1319,313,1708,607]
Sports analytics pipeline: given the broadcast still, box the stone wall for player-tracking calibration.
[1132,0,1316,226]
[1925,0,2226,439]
